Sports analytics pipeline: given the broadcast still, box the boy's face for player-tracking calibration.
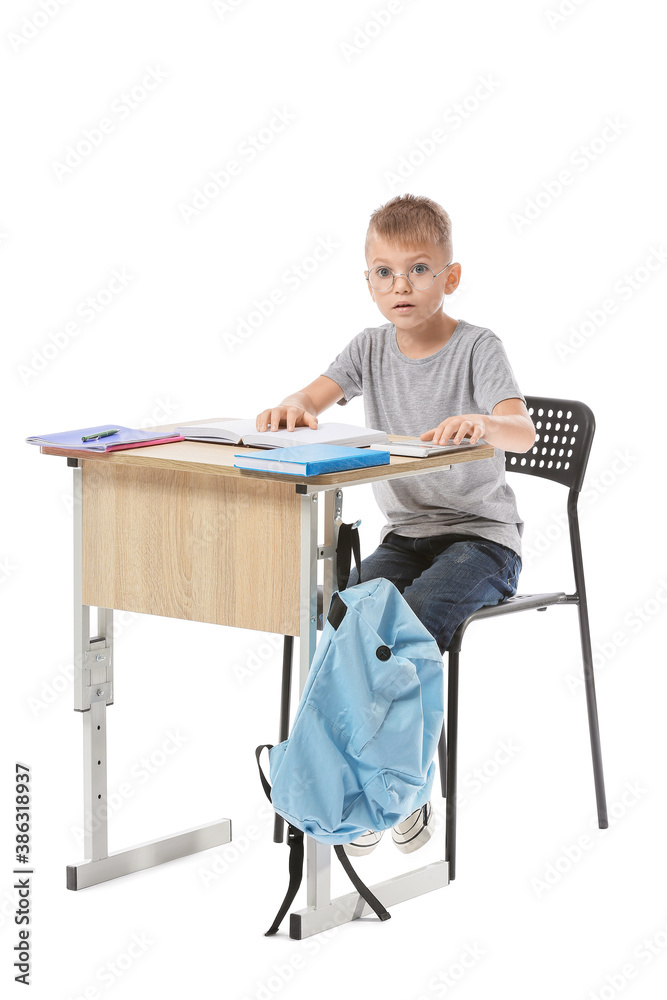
[365,236,460,330]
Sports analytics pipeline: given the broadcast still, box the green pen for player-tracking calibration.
[81,428,121,442]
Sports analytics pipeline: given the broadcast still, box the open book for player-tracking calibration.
[174,419,389,450]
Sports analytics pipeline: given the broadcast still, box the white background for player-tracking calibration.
[3,1,666,997]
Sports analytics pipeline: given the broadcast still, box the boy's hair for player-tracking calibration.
[365,194,453,264]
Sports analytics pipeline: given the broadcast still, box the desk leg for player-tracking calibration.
[66,462,231,890]
[297,491,332,916]
[289,487,450,939]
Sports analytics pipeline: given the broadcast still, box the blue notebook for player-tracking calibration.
[233,444,391,476]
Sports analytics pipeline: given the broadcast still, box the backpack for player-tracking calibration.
[255,563,444,935]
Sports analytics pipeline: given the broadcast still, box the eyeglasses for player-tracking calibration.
[365,261,453,291]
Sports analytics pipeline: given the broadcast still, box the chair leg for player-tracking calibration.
[445,649,459,880]
[273,635,293,843]
[577,602,609,828]
[437,721,447,798]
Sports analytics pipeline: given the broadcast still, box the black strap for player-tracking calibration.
[336,521,362,592]
[333,845,391,922]
[256,744,306,935]
[326,592,347,631]
[255,744,273,801]
[255,743,391,932]
[265,825,304,936]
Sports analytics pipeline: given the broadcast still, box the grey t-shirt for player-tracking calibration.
[320,318,526,560]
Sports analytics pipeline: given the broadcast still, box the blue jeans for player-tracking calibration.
[343,531,522,655]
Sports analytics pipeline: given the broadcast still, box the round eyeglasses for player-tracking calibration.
[365,261,453,291]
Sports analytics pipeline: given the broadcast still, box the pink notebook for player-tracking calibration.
[105,435,185,452]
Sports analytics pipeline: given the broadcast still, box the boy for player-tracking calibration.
[256,194,535,855]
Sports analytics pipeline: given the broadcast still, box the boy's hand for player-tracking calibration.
[420,414,486,446]
[256,405,319,433]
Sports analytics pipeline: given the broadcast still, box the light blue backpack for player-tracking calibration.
[256,575,444,934]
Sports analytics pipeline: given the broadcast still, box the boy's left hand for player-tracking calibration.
[420,414,486,446]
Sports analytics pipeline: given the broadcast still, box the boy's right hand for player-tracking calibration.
[256,406,319,432]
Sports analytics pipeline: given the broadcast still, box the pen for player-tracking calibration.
[81,428,121,442]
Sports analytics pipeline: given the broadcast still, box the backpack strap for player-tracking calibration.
[256,744,305,936]
[333,846,390,922]
[255,744,391,933]
[336,519,362,592]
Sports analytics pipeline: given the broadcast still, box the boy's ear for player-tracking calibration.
[443,263,461,295]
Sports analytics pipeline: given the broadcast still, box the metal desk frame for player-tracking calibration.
[49,438,493,936]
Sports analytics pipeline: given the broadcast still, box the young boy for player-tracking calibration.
[256,193,535,854]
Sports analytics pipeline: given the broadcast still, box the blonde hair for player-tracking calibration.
[365,194,453,264]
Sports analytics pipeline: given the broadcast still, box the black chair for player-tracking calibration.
[439,395,608,880]
[273,396,609,868]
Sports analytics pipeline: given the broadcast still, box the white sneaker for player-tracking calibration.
[342,829,384,856]
[392,802,434,854]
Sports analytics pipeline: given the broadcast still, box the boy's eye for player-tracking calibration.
[411,264,428,274]
[376,267,392,277]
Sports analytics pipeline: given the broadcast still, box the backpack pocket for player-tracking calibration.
[361,765,434,829]
[316,608,419,758]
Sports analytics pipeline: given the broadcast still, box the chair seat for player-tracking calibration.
[318,585,570,635]
[448,591,570,651]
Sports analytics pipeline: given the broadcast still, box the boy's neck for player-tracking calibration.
[394,313,460,359]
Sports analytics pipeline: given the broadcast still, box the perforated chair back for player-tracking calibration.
[504,396,595,492]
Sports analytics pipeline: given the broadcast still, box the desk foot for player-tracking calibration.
[67,817,232,890]
[289,859,449,939]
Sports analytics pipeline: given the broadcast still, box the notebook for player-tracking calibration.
[369,438,485,458]
[174,418,389,450]
[233,444,391,476]
[25,424,185,452]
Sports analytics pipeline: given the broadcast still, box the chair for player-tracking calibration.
[273,396,609,871]
[439,395,608,880]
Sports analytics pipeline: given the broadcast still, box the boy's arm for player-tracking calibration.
[256,375,345,432]
[420,397,536,453]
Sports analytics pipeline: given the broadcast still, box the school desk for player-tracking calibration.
[37,419,493,937]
